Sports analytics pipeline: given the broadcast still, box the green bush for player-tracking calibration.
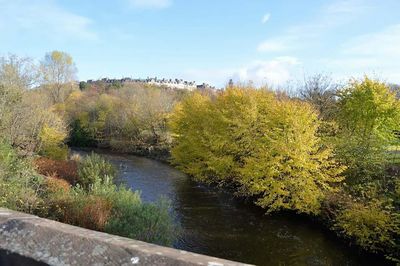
[77,153,116,189]
[105,193,177,246]
[0,140,45,214]
[335,77,400,182]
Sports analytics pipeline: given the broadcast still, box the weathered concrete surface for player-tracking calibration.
[0,208,251,266]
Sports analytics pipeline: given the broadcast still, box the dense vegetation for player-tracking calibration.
[63,82,188,160]
[169,79,400,262]
[0,52,177,246]
[0,51,399,262]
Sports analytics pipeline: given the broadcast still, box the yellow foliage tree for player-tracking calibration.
[39,121,68,160]
[170,87,345,214]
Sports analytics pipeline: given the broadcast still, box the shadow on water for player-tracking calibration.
[74,149,391,266]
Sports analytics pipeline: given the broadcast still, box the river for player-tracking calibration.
[74,150,389,266]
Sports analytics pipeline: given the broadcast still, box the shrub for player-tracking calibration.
[45,170,177,246]
[105,192,177,246]
[45,176,70,194]
[77,153,116,189]
[65,193,112,232]
[335,200,400,254]
[34,157,78,184]
[0,140,45,214]
[336,77,400,182]
[39,123,69,161]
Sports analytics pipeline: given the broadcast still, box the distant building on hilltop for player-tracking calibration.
[84,77,216,91]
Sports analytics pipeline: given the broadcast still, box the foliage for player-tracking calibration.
[0,54,69,155]
[39,124,68,160]
[105,192,177,246]
[77,153,116,189]
[0,140,45,214]
[64,83,187,159]
[34,157,78,184]
[41,155,177,245]
[335,199,400,257]
[40,50,77,104]
[170,87,344,214]
[335,77,400,182]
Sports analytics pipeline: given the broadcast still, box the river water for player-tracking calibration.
[75,150,389,266]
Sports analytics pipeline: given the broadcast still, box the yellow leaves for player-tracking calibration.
[40,124,67,146]
[335,199,400,251]
[67,90,83,102]
[51,50,73,65]
[170,86,345,214]
[39,122,68,160]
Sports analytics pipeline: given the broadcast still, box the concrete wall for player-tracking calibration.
[0,208,250,266]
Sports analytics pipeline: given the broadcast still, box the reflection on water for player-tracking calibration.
[75,150,389,266]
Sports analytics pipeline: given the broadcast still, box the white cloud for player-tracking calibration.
[232,57,301,86]
[261,13,271,24]
[129,0,172,9]
[0,0,97,41]
[184,57,302,87]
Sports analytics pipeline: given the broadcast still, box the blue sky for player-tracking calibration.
[1,0,399,87]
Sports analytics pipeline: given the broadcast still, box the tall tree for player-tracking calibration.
[40,51,77,104]
[170,87,344,214]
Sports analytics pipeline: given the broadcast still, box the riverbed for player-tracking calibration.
[74,150,389,266]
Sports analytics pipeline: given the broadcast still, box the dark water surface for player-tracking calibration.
[75,150,390,266]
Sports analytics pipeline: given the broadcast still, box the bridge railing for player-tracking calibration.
[0,208,250,266]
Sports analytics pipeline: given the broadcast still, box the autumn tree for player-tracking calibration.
[169,87,344,214]
[0,54,68,155]
[40,51,77,104]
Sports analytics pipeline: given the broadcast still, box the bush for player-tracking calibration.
[43,168,178,246]
[45,176,70,194]
[105,191,177,246]
[39,124,68,160]
[34,157,78,184]
[65,192,112,232]
[0,140,45,214]
[336,77,400,182]
[335,200,400,256]
[77,153,116,189]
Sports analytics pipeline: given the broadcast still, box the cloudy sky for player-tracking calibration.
[1,0,399,87]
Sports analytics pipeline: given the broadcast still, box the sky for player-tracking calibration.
[0,0,400,88]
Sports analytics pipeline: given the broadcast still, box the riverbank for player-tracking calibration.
[74,146,397,264]
[72,148,393,265]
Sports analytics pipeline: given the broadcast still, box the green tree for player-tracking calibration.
[335,77,400,181]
